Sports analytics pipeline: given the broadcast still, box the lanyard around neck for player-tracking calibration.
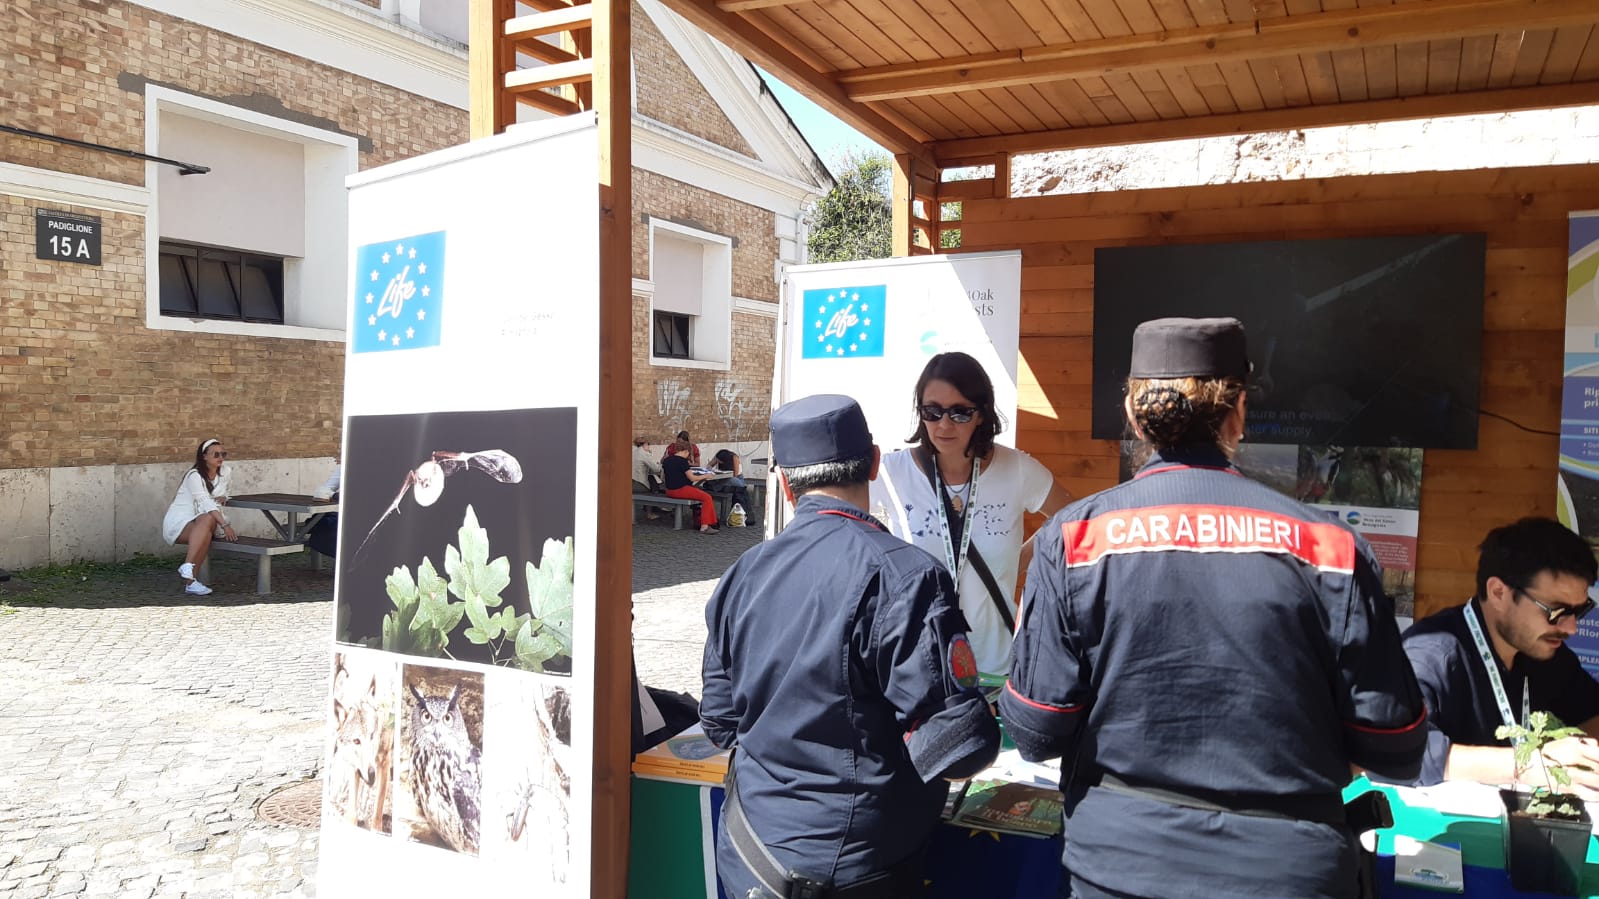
[1464,599,1530,735]
[933,457,980,583]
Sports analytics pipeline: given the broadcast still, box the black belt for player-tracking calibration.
[723,765,918,899]
[1094,772,1349,827]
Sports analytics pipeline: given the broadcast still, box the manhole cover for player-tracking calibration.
[257,779,323,829]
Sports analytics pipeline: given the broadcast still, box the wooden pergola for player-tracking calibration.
[467,0,1599,894]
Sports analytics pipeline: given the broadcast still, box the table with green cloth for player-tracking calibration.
[627,774,1599,898]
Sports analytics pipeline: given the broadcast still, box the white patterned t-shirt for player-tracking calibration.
[869,444,1054,675]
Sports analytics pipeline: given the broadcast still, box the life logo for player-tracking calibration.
[353,231,445,354]
[1344,510,1362,527]
[802,285,885,359]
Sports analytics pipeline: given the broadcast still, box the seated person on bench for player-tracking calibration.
[161,438,238,596]
[663,440,719,534]
[707,449,755,527]
[306,460,341,559]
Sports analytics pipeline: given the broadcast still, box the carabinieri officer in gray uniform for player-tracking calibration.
[1002,317,1428,899]
[702,394,1000,899]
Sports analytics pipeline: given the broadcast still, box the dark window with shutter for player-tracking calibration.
[158,241,285,324]
[653,311,691,359]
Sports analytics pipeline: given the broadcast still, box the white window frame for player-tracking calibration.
[143,85,359,341]
[647,217,733,371]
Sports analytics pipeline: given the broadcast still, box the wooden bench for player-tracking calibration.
[631,493,731,529]
[198,536,305,594]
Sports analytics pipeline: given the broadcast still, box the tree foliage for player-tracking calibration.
[806,151,892,264]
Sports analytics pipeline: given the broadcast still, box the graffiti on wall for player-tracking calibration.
[714,379,760,440]
[656,379,690,426]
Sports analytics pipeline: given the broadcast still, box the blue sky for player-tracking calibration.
[757,68,886,173]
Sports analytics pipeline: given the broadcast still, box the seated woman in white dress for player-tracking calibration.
[161,438,238,596]
[869,352,1072,677]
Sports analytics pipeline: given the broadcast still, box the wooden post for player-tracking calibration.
[591,0,633,895]
[468,0,515,139]
[892,153,914,257]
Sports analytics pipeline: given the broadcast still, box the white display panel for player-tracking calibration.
[319,117,598,897]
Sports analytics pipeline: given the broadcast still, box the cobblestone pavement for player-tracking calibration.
[0,519,761,897]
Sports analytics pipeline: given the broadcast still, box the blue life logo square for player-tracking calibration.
[353,231,445,353]
[802,285,886,359]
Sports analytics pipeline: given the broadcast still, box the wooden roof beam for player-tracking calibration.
[652,0,935,167]
[505,3,594,38]
[717,0,822,11]
[930,81,1599,161]
[846,0,1599,101]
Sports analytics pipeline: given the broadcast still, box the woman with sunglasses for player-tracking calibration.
[1002,318,1426,899]
[869,351,1072,677]
[161,437,238,595]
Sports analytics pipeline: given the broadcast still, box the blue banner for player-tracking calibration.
[801,284,886,359]
[352,230,445,354]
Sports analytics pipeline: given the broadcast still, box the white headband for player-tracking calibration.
[200,438,220,453]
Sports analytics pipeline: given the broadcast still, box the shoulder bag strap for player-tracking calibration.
[914,448,1015,632]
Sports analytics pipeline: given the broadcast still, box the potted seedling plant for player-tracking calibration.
[1495,712,1592,896]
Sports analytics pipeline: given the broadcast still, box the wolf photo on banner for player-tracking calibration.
[336,407,578,675]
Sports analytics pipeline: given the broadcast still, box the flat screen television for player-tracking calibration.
[1091,232,1487,448]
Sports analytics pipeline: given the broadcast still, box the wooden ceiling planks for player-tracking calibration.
[1356,0,1399,101]
[1543,25,1595,84]
[1575,27,1599,80]
[1510,29,1559,87]
[1427,37,1465,95]
[655,0,1599,160]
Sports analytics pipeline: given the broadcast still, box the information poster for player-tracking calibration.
[1120,443,1423,622]
[319,118,599,896]
[775,253,1022,526]
[1561,210,1599,676]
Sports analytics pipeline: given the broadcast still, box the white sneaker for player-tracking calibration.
[178,562,195,580]
[184,580,213,596]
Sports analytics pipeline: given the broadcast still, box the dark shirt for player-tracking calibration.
[661,454,693,491]
[701,494,998,885]
[1402,601,1599,785]
[1002,446,1426,898]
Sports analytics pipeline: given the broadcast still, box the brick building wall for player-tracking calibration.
[0,0,468,565]
[1,0,467,473]
[631,0,756,160]
[630,167,780,447]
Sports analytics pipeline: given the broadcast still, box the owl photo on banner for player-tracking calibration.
[802,284,886,359]
[354,231,446,354]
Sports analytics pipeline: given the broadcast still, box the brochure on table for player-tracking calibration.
[773,252,1022,530]
[318,117,600,896]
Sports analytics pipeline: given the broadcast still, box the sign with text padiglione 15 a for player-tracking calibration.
[35,209,101,265]
[1561,210,1599,679]
[319,117,598,897]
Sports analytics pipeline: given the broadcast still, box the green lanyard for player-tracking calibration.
[1464,599,1530,736]
[933,458,981,583]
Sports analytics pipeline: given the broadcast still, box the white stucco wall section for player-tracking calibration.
[0,163,152,216]
[0,457,338,568]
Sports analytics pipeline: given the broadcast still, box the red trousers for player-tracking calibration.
[665,485,717,527]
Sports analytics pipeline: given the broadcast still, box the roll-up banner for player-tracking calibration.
[773,252,1023,527]
[319,117,598,896]
[1561,210,1599,677]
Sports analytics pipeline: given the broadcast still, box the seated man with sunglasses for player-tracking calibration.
[1400,516,1599,794]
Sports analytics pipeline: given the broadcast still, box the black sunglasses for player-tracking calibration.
[208,450,229,459]
[1515,588,1597,625]
[920,403,978,424]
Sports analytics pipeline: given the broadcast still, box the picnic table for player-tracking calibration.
[227,493,339,544]
[200,493,339,593]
